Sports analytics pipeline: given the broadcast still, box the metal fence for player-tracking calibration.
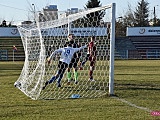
[116,49,160,59]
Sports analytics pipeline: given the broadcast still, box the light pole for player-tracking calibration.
[32,4,36,22]
[153,5,158,25]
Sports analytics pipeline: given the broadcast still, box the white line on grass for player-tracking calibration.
[112,96,152,112]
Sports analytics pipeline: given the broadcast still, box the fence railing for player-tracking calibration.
[116,49,160,59]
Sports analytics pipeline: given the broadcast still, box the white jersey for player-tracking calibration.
[49,45,87,65]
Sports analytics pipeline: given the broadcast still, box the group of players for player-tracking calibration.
[42,34,97,90]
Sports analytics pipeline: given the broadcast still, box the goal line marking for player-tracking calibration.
[112,96,152,112]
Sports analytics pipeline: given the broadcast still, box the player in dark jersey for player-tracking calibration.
[79,36,97,81]
[66,34,81,84]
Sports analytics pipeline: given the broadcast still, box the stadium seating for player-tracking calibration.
[0,37,25,61]
[129,36,160,59]
[1,36,160,60]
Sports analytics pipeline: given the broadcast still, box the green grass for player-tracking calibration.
[0,60,160,120]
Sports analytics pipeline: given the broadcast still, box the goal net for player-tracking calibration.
[15,3,116,100]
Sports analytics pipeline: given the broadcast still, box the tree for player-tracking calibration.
[84,0,105,27]
[116,17,124,37]
[134,0,149,27]
[116,4,135,36]
[154,18,160,26]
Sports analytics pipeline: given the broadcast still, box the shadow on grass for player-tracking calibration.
[115,83,160,91]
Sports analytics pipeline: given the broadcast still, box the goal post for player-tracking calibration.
[15,3,116,100]
[109,3,116,96]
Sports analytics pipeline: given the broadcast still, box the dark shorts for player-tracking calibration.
[89,56,96,66]
[68,58,79,68]
[58,61,68,74]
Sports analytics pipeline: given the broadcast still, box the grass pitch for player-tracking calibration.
[0,60,160,120]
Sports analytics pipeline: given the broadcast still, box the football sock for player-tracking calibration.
[57,74,63,85]
[49,76,56,84]
[82,61,85,66]
[74,71,78,82]
[89,70,93,80]
[67,72,71,82]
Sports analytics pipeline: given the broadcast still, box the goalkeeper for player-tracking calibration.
[42,42,87,90]
[66,34,81,85]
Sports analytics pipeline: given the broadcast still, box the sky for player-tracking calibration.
[0,0,159,25]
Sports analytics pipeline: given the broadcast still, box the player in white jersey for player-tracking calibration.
[42,42,87,90]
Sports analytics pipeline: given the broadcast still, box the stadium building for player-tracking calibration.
[1,4,160,60]
[115,27,160,59]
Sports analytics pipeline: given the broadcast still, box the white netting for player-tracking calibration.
[15,4,115,100]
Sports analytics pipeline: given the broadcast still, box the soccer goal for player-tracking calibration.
[15,3,116,100]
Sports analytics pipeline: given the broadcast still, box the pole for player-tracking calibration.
[153,5,158,25]
[109,3,116,96]
[32,4,36,23]
[13,50,14,62]
[153,6,156,25]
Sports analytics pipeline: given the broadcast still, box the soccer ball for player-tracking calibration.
[14,81,21,88]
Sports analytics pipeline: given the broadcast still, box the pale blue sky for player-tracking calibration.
[0,0,159,25]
